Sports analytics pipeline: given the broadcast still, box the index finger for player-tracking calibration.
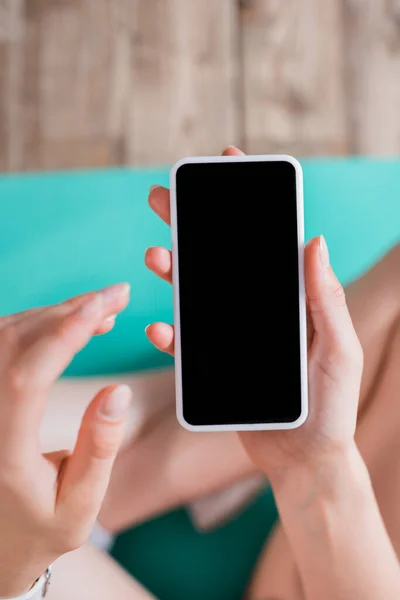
[0,285,129,451]
[17,284,130,390]
[148,185,170,225]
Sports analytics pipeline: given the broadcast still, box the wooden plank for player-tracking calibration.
[240,0,348,156]
[1,0,239,171]
[0,0,25,171]
[0,11,8,171]
[22,0,123,170]
[125,0,240,165]
[21,0,43,171]
[0,0,131,171]
[344,0,400,155]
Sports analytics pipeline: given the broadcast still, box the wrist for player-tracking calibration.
[269,441,371,508]
[0,564,46,598]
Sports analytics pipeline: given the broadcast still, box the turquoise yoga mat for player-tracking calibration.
[0,158,399,600]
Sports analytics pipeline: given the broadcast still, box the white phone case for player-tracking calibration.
[170,154,308,432]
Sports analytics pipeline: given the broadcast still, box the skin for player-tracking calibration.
[96,244,400,536]
[36,234,400,600]
[144,147,400,599]
[145,147,362,470]
[1,147,399,599]
[0,283,132,597]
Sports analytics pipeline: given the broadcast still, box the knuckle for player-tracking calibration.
[62,293,95,315]
[308,280,348,313]
[332,282,347,307]
[90,439,118,461]
[53,296,101,343]
[53,313,87,343]
[90,425,121,460]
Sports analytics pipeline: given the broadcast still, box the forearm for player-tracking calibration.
[99,422,256,532]
[270,443,400,600]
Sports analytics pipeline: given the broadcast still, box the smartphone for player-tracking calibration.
[170,155,308,432]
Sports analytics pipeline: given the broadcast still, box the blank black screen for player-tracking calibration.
[175,160,302,426]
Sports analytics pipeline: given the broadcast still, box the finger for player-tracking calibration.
[145,246,172,284]
[19,283,129,346]
[305,236,363,375]
[1,307,116,337]
[221,146,245,156]
[1,283,128,334]
[0,286,129,461]
[13,284,130,395]
[56,385,132,531]
[146,322,174,355]
[148,185,170,225]
[94,315,117,335]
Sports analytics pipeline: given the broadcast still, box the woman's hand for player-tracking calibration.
[0,284,131,597]
[239,232,363,479]
[146,149,400,600]
[145,146,363,480]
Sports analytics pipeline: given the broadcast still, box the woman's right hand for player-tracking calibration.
[0,284,131,597]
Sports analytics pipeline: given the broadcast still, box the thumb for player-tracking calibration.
[56,385,132,526]
[305,236,363,377]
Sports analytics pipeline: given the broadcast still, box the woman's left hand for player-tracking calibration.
[0,284,131,597]
[145,147,364,480]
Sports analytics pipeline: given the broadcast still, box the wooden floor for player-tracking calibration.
[1,0,400,172]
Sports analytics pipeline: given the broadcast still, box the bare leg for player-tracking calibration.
[247,244,400,599]
[51,545,156,600]
[346,244,400,414]
[41,369,176,453]
[42,366,256,532]
[99,409,256,531]
[357,317,400,548]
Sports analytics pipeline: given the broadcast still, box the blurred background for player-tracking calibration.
[0,4,399,599]
[1,0,400,173]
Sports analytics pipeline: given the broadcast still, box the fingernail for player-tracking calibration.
[145,324,151,333]
[319,235,330,267]
[225,145,245,154]
[104,314,117,324]
[98,385,132,421]
[101,283,130,302]
[149,185,162,193]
